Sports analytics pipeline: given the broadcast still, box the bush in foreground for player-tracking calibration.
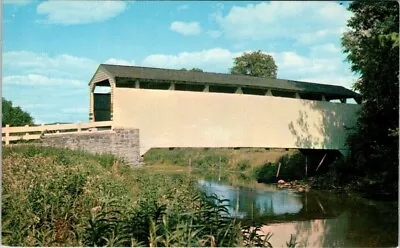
[2,145,294,247]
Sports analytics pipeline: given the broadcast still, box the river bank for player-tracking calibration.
[143,148,398,201]
[3,145,396,247]
[3,145,284,247]
[142,164,398,247]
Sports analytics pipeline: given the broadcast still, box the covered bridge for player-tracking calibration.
[89,64,361,155]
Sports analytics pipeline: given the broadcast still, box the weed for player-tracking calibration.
[2,145,296,247]
[238,160,251,171]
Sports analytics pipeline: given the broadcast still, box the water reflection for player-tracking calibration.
[198,179,303,219]
[196,176,398,247]
[259,212,351,247]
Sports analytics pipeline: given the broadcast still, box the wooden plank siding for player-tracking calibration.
[89,67,116,122]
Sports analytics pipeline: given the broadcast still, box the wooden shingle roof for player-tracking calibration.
[94,64,360,99]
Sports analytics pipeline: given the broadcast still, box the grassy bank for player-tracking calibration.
[143,147,295,173]
[143,148,317,183]
[2,145,298,247]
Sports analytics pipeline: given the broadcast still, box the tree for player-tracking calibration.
[2,98,34,127]
[230,50,277,78]
[342,1,399,197]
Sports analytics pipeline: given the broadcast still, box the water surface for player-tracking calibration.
[196,173,398,247]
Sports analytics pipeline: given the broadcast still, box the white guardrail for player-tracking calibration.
[1,121,113,145]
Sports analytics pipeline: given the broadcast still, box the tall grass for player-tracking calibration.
[2,145,296,247]
[143,147,282,173]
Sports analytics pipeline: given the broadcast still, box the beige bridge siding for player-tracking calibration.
[112,88,360,155]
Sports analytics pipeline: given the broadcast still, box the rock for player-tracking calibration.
[284,183,291,187]
[278,179,285,184]
[298,187,304,192]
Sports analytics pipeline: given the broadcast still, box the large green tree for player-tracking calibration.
[2,98,34,127]
[342,1,399,197]
[230,50,277,78]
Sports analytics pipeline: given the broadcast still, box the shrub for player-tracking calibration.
[253,162,277,183]
[2,97,34,126]
[237,160,251,171]
[277,153,306,181]
[3,145,277,247]
[193,155,229,169]
[253,152,308,183]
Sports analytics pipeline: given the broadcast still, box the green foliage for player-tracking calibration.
[238,160,251,171]
[144,148,238,170]
[241,224,273,247]
[254,153,307,183]
[341,1,399,198]
[193,155,229,169]
[276,153,306,180]
[144,148,190,166]
[4,145,301,247]
[253,163,276,183]
[230,50,277,78]
[2,97,34,127]
[311,157,358,192]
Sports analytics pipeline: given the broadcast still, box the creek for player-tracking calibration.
[193,171,398,247]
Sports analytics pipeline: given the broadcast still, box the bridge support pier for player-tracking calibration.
[41,128,141,167]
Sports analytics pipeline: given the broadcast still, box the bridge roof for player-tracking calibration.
[95,64,360,99]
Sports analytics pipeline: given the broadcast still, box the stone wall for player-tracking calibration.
[41,129,140,167]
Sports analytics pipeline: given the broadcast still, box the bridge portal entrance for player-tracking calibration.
[94,93,111,121]
[93,80,111,122]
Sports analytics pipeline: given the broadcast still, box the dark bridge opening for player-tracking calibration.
[93,80,111,122]
[298,149,343,174]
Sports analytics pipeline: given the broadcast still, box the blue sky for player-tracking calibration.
[3,0,356,124]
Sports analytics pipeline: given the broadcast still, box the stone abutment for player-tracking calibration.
[41,129,140,167]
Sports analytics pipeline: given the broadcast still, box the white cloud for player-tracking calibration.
[273,51,351,83]
[94,86,111,94]
[104,58,135,66]
[213,2,351,44]
[3,0,32,5]
[141,47,356,89]
[142,48,244,73]
[2,50,103,125]
[310,43,342,56]
[277,52,308,69]
[3,50,98,79]
[2,50,138,124]
[207,30,222,38]
[170,21,201,36]
[177,4,189,11]
[298,27,348,44]
[36,1,127,25]
[3,74,86,87]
